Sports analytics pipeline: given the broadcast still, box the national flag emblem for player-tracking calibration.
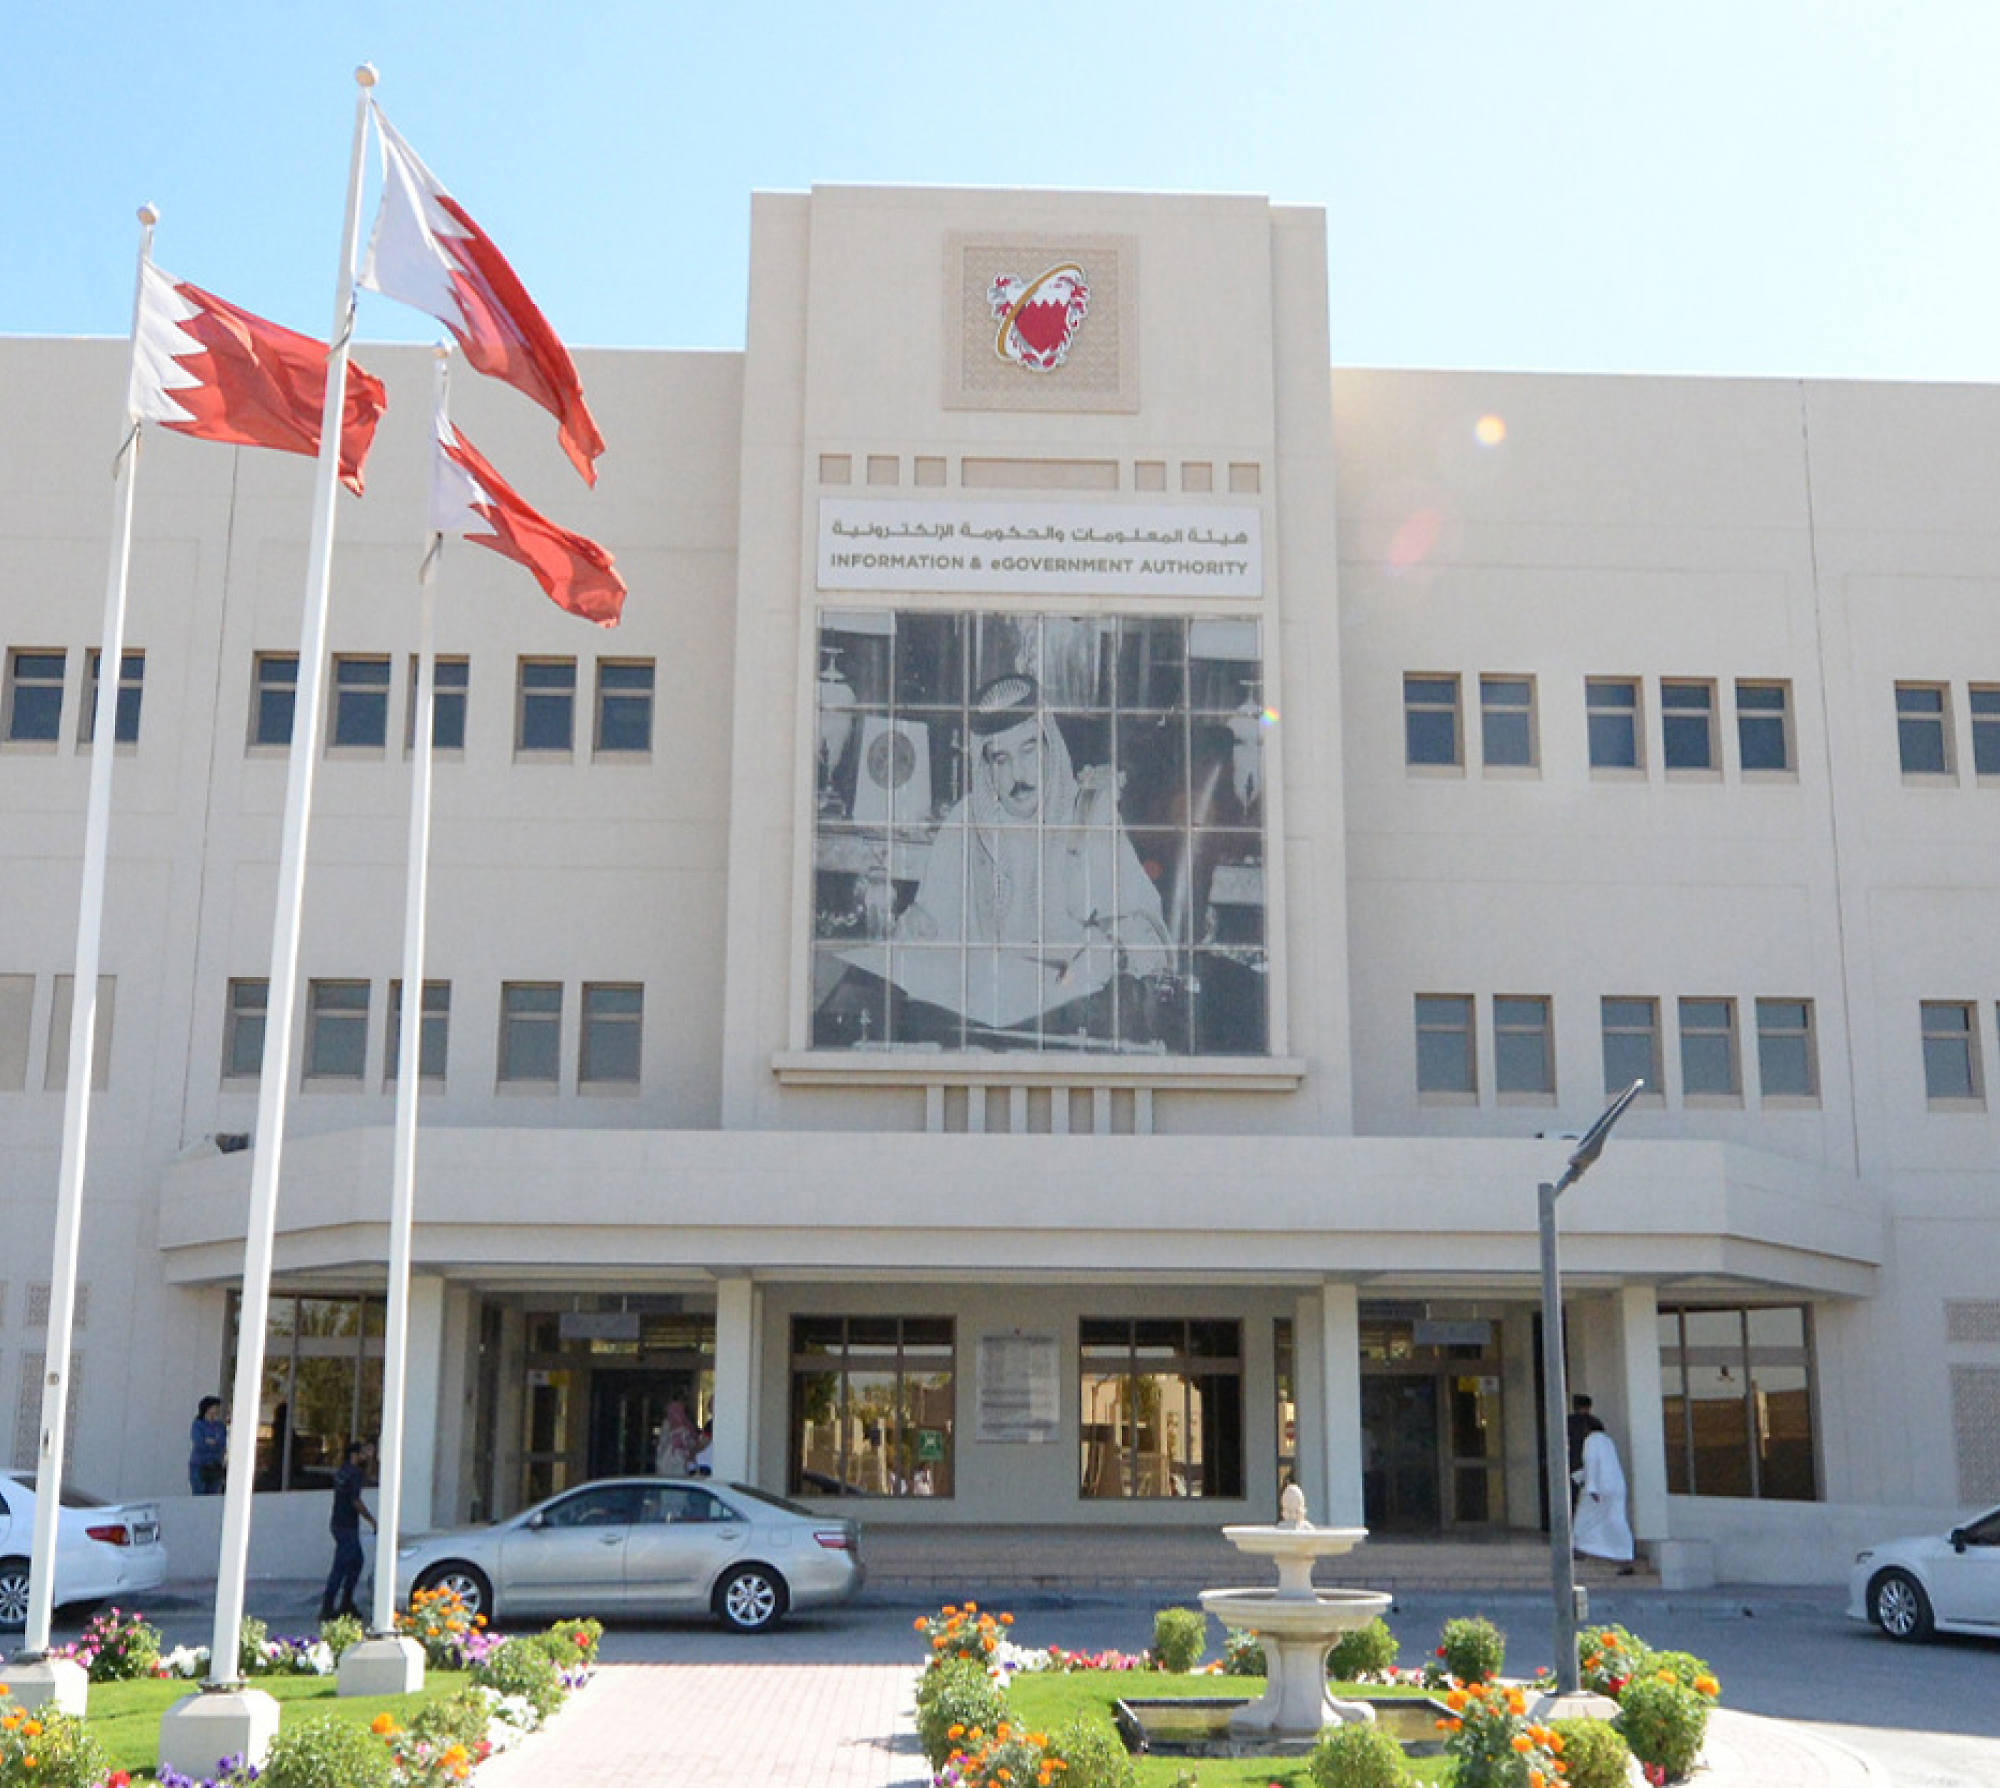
[431,415,626,627]
[363,107,605,484]
[129,261,387,494]
[987,262,1089,372]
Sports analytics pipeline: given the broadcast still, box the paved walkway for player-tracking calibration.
[469,1659,1881,1788]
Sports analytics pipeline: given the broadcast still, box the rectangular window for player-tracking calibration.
[594,660,654,754]
[4,650,66,743]
[0,975,31,1091]
[579,982,643,1085]
[1896,682,1952,775]
[1755,998,1818,1101]
[407,656,469,752]
[304,980,369,1081]
[1659,1304,1817,1500]
[227,1290,386,1493]
[1403,673,1462,767]
[1479,675,1536,769]
[788,1315,954,1498]
[252,654,299,748]
[1735,680,1793,774]
[1493,994,1554,1097]
[1080,1317,1243,1499]
[1971,685,2000,777]
[84,650,144,746]
[499,981,563,1084]
[1601,996,1661,1097]
[811,612,1270,1057]
[1679,997,1740,1099]
[1661,679,1718,771]
[1415,994,1476,1097]
[224,978,269,1079]
[1922,1000,1982,1102]
[46,975,114,1092]
[516,658,576,753]
[1586,677,1642,770]
[329,655,391,750]
[385,980,450,1084]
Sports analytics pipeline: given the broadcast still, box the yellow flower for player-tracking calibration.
[23,1720,42,1738]
[1695,1674,1720,1697]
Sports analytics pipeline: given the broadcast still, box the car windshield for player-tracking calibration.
[721,1483,817,1519]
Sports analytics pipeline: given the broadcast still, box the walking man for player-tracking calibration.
[320,1437,377,1622]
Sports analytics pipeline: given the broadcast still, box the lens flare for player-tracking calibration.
[1388,507,1445,570]
[1474,414,1506,447]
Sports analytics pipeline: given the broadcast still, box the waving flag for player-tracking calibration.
[129,260,387,494]
[363,107,604,484]
[432,414,625,627]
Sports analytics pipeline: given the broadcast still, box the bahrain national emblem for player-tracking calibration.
[987,262,1090,372]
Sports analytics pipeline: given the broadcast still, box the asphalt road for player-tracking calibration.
[40,1576,2000,1787]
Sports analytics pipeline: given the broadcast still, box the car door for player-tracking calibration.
[623,1484,752,1612]
[497,1482,642,1615]
[1929,1508,2000,1631]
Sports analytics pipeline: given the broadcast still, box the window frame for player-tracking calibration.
[1896,681,1953,778]
[224,978,270,1080]
[578,981,644,1088]
[1585,676,1644,773]
[1600,995,1662,1100]
[385,979,451,1086]
[1678,996,1742,1103]
[407,655,470,754]
[1492,993,1555,1101]
[1734,679,1794,776]
[1403,673,1463,770]
[515,657,577,756]
[83,649,144,747]
[1921,999,1984,1106]
[1660,678,1720,774]
[787,1314,956,1500]
[251,653,300,750]
[328,654,392,753]
[46,974,114,1093]
[303,979,370,1084]
[1969,684,2000,779]
[593,659,655,757]
[1658,1303,1819,1501]
[1078,1316,1244,1500]
[1415,993,1478,1102]
[1754,997,1819,1104]
[1478,674,1537,772]
[498,980,564,1088]
[4,648,67,746]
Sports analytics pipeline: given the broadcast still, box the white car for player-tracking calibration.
[1847,1503,2000,1642]
[0,1470,169,1629]
[394,1476,863,1633]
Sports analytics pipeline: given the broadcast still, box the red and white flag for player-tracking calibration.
[129,260,387,494]
[363,107,605,485]
[432,413,625,627]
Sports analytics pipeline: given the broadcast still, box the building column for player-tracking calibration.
[1614,1282,1668,1542]
[1316,1281,1363,1527]
[712,1276,761,1482]
[400,1275,446,1533]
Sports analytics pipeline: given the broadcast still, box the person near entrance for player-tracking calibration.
[655,1400,700,1477]
[320,1438,377,1621]
[1571,1424,1636,1572]
[1566,1393,1598,1509]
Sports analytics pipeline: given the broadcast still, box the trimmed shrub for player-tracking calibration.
[1616,1672,1710,1782]
[236,1613,270,1678]
[78,1607,162,1681]
[405,1687,495,1754]
[1326,1616,1399,1683]
[0,1693,107,1788]
[539,1616,603,1671]
[1152,1605,1207,1673]
[1050,1710,1138,1788]
[471,1634,567,1722]
[1437,1614,1506,1684]
[1307,1718,1413,1788]
[1547,1716,1633,1788]
[258,1717,395,1788]
[317,1612,365,1660]
[916,1655,1008,1769]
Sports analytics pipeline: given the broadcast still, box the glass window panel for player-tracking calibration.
[1922,1000,1980,1100]
[580,982,643,1084]
[331,656,390,749]
[1661,681,1716,770]
[1736,681,1792,772]
[1897,683,1950,775]
[305,980,368,1080]
[1971,685,2000,776]
[500,982,562,1083]
[253,654,298,747]
[1416,994,1475,1094]
[84,650,144,745]
[1479,676,1535,768]
[1586,677,1641,769]
[1493,995,1552,1095]
[226,979,268,1078]
[1755,998,1817,1098]
[1601,996,1659,1094]
[1680,998,1739,1096]
[596,660,654,753]
[6,650,66,742]
[518,659,576,752]
[1403,675,1460,766]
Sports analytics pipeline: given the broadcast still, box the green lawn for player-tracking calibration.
[1001,1671,1453,1787]
[84,1671,474,1782]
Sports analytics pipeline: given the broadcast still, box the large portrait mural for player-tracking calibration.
[812,611,1268,1055]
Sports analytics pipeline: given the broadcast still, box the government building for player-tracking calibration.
[4,184,1997,1587]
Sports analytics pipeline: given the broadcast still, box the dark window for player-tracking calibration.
[5,650,66,742]
[595,660,655,754]
[499,981,563,1084]
[1416,994,1476,1096]
[1586,677,1641,770]
[1493,994,1553,1096]
[1897,683,1951,775]
[1971,686,2000,776]
[1661,681,1717,770]
[385,980,450,1084]
[517,659,576,753]
[84,650,144,745]
[1755,998,1817,1100]
[225,979,269,1078]
[253,655,299,747]
[1679,997,1739,1097]
[1735,681,1792,773]
[1659,1304,1817,1500]
[1403,674,1461,767]
[788,1315,955,1498]
[304,980,369,1080]
[330,656,391,749]
[1922,1000,1981,1102]
[1079,1317,1243,1499]
[1479,676,1535,769]
[407,656,469,752]
[579,983,643,1084]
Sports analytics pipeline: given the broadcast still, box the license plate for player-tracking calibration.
[133,1522,159,1545]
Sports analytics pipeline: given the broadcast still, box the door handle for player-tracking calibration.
[600,1533,623,1545]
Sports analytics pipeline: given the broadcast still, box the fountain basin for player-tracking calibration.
[1200,1585,1390,1631]
[1114,1694,1454,1759]
[1199,1586,1394,1736]
[1218,1522,1366,1594]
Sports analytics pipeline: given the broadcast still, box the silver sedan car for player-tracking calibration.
[394,1477,863,1633]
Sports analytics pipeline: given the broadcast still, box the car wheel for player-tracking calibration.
[714,1562,787,1633]
[0,1558,30,1631]
[1870,1568,1935,1642]
[413,1561,495,1625]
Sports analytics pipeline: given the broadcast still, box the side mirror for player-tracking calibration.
[525,1511,546,1531]
[1949,1527,1967,1553]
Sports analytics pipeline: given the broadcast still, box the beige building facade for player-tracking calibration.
[2,185,1997,1585]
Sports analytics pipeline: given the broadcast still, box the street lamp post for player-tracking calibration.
[1538,1078,1643,1696]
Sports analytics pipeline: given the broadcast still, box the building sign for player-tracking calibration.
[947,232,1138,412]
[976,1333,1060,1442]
[989,262,1089,371]
[818,500,1262,599]
[812,608,1269,1056]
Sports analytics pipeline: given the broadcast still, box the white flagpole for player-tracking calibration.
[204,64,376,1686]
[16,204,157,1680]
[365,346,450,1642]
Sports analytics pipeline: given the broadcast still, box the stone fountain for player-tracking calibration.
[1197,1483,1393,1738]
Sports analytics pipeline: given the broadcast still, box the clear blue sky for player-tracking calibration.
[10,2,1999,381]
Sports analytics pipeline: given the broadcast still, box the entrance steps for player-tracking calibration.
[860,1525,1658,1595]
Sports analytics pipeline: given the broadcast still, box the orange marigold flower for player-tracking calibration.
[914,1617,928,1630]
[1445,1688,1468,1710]
[1695,1674,1720,1697]
[23,1720,43,1738]
[371,1713,400,1736]
[1512,1734,1534,1752]
[948,1725,965,1739]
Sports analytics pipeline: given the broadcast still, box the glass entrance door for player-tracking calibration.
[1361,1376,1442,1531]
